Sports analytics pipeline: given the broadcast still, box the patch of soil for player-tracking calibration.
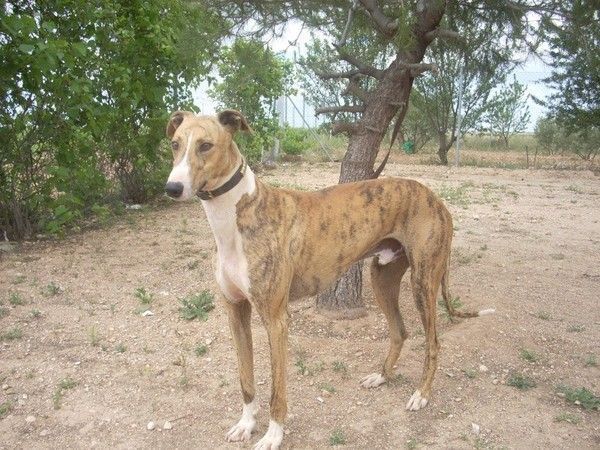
[1,162,599,449]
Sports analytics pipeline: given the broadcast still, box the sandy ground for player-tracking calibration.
[1,162,599,450]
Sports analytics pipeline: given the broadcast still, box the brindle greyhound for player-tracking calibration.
[164,110,494,449]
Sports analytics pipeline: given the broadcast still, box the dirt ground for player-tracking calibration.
[1,162,598,449]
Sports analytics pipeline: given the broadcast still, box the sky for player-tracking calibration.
[193,22,553,132]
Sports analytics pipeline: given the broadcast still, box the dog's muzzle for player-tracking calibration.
[165,181,184,198]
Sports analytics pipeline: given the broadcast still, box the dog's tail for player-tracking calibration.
[441,254,495,319]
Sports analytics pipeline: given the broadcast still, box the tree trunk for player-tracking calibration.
[437,132,453,165]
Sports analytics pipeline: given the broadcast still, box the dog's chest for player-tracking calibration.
[201,178,255,302]
[214,233,251,302]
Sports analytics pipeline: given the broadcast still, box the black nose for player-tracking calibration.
[165,181,184,198]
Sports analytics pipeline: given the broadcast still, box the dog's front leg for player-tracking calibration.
[224,299,257,443]
[254,301,288,450]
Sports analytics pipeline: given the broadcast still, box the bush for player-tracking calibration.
[280,127,311,155]
[535,117,599,160]
[0,1,223,240]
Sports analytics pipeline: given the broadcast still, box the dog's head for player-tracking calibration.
[164,110,250,201]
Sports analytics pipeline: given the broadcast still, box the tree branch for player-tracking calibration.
[336,46,385,79]
[314,69,362,80]
[424,28,461,43]
[342,76,369,102]
[358,0,399,38]
[331,121,360,135]
[338,0,360,47]
[397,62,438,76]
[315,105,365,115]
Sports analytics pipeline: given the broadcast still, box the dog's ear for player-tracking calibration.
[217,110,251,134]
[166,111,193,139]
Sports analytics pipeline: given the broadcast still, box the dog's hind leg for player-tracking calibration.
[224,299,257,443]
[406,258,444,411]
[361,254,409,388]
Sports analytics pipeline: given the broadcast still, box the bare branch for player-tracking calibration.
[336,46,385,79]
[315,105,365,115]
[314,69,362,80]
[342,77,369,102]
[338,0,360,47]
[358,0,399,38]
[424,28,461,43]
[331,121,360,135]
[397,62,438,76]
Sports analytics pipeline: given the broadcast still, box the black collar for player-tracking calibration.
[196,159,247,200]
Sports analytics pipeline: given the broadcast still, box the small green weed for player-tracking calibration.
[520,348,540,363]
[195,344,208,356]
[462,368,477,379]
[1,327,23,341]
[179,290,215,321]
[320,383,336,393]
[115,343,126,353]
[186,260,199,270]
[535,311,551,320]
[406,438,418,449]
[507,373,536,390]
[88,326,101,347]
[59,378,76,390]
[9,292,24,305]
[0,401,12,419]
[134,287,154,305]
[332,361,349,378]
[556,385,600,410]
[566,184,584,194]
[567,324,585,333]
[13,274,26,284]
[0,306,8,318]
[329,429,346,446]
[43,282,60,296]
[295,357,310,375]
[554,412,580,424]
[29,309,42,319]
[584,355,597,367]
[437,184,471,208]
[53,377,77,409]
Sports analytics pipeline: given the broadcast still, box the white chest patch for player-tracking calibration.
[201,166,256,302]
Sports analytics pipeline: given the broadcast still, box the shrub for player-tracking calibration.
[280,127,311,156]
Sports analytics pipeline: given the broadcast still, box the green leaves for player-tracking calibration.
[210,38,294,163]
[1,0,227,239]
[17,44,35,54]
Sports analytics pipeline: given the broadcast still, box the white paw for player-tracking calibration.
[360,373,386,388]
[405,389,428,411]
[253,420,283,450]
[226,401,257,442]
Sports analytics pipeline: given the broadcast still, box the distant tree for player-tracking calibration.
[210,38,293,163]
[412,4,518,164]
[398,92,435,153]
[486,77,531,147]
[543,0,600,133]
[535,116,599,161]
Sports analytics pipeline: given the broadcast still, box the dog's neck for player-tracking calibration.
[200,157,256,253]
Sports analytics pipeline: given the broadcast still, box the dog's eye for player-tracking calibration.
[171,141,179,151]
[198,142,213,153]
